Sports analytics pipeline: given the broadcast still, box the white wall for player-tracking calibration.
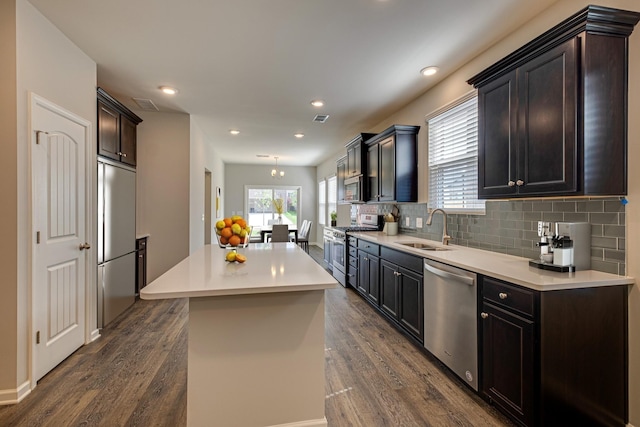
[224,164,317,244]
[136,111,190,282]
[189,117,225,253]
[0,0,97,399]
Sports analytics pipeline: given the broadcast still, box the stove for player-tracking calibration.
[324,214,384,287]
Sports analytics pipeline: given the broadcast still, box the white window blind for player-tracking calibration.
[428,94,485,212]
[318,180,326,225]
[327,176,337,219]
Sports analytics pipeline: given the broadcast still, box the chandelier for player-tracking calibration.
[271,156,285,178]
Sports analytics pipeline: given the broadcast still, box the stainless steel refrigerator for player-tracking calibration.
[98,159,136,327]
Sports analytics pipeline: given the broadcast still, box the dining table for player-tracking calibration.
[259,224,298,243]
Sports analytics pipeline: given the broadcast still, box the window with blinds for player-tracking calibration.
[327,176,337,220]
[318,180,326,225]
[427,93,485,212]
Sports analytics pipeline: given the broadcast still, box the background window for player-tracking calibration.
[327,176,337,222]
[318,180,326,225]
[427,93,485,213]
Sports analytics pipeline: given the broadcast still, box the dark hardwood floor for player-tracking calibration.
[0,244,513,427]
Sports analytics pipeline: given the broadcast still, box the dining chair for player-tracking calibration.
[296,220,312,253]
[268,224,290,243]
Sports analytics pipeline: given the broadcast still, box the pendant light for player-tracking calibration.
[271,156,284,178]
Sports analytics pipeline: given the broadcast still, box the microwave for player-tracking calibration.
[344,175,364,203]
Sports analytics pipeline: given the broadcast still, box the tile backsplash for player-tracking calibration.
[358,197,626,275]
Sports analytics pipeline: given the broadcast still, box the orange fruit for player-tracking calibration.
[235,254,247,263]
[223,218,233,227]
[235,219,247,228]
[220,227,233,238]
[228,235,241,247]
[219,236,229,245]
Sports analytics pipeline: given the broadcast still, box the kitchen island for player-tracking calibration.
[141,243,337,427]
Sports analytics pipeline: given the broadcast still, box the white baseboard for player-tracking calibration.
[267,418,327,427]
[0,380,31,405]
[89,328,101,342]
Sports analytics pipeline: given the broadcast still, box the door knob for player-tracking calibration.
[480,312,488,319]
[508,180,515,187]
[516,180,524,186]
[499,292,508,299]
[79,242,91,250]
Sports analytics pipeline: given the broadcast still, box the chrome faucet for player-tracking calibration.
[426,208,451,245]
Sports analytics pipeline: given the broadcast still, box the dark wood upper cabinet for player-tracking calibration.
[345,133,374,178]
[468,5,640,199]
[365,125,419,203]
[97,87,142,167]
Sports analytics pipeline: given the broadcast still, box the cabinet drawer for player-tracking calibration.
[348,236,358,247]
[348,246,358,258]
[347,269,358,287]
[380,246,422,273]
[483,277,535,317]
[349,255,358,268]
[357,240,380,255]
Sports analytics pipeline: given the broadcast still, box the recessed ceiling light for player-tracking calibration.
[229,129,240,135]
[294,133,304,138]
[159,86,178,95]
[420,66,439,76]
[310,100,324,107]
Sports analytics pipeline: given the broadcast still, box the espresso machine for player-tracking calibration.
[530,221,591,272]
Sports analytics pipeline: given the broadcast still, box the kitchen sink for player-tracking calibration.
[397,242,450,251]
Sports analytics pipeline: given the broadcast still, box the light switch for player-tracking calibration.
[416,217,423,228]
[405,216,410,226]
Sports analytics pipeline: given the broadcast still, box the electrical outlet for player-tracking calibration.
[405,216,410,227]
[416,217,423,228]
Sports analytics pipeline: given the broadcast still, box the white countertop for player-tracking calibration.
[349,232,634,291]
[140,242,337,300]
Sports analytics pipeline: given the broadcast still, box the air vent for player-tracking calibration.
[256,154,270,158]
[132,97,159,111]
[313,114,329,123]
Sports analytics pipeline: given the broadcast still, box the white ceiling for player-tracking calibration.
[28,0,558,167]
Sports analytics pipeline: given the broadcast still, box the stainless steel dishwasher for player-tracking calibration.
[423,259,478,391]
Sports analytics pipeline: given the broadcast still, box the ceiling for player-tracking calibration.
[28,0,558,167]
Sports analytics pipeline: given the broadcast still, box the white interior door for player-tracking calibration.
[31,94,90,382]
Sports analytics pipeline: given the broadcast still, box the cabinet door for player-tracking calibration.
[353,144,362,176]
[379,137,395,202]
[98,101,121,161]
[367,255,380,304]
[120,116,137,167]
[380,260,399,318]
[366,143,379,202]
[398,267,423,341]
[478,71,517,198]
[481,302,534,427]
[357,251,370,296]
[517,37,577,195]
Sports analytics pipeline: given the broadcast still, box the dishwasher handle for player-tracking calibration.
[424,262,475,286]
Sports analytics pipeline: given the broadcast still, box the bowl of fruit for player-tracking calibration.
[215,216,252,249]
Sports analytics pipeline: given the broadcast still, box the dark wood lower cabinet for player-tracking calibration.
[480,276,628,426]
[136,237,148,294]
[481,302,534,426]
[357,251,379,304]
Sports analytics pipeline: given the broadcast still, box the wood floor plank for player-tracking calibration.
[0,245,514,427]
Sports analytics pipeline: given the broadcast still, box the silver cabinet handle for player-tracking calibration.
[516,180,524,186]
[79,242,91,250]
[508,180,515,187]
[481,312,488,319]
[499,292,508,299]
[121,153,127,158]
